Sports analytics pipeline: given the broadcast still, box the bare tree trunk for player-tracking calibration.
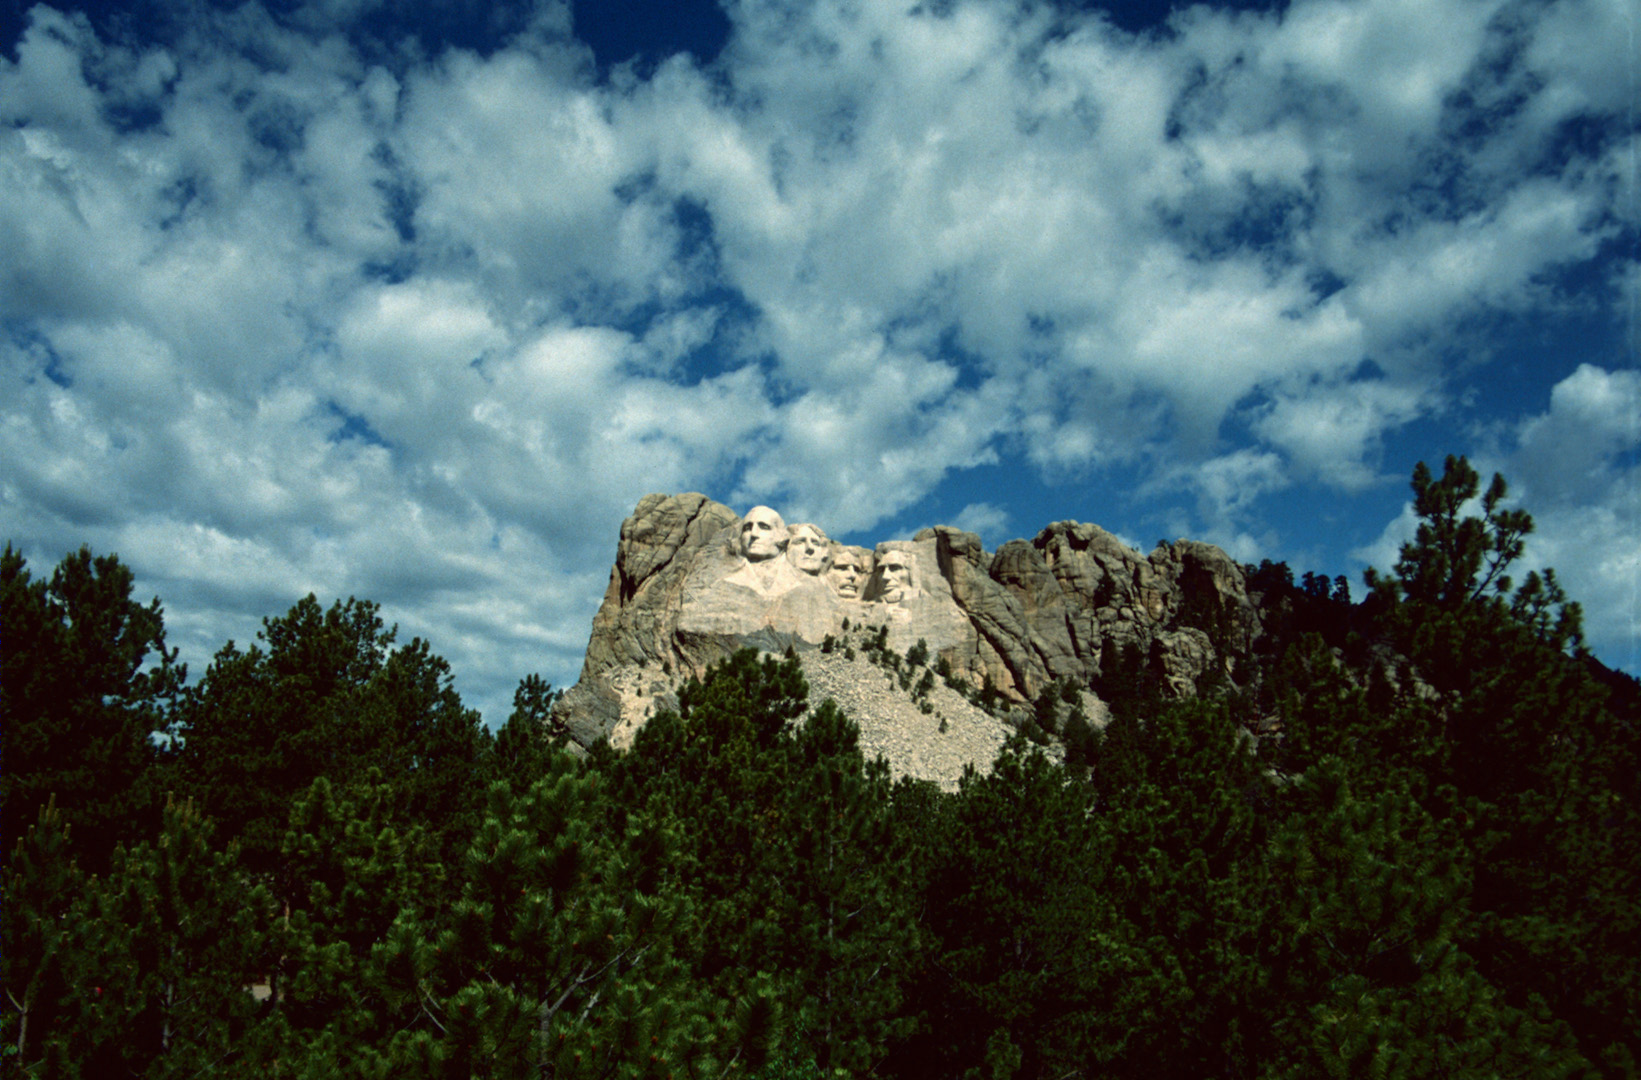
[9,988,31,1061]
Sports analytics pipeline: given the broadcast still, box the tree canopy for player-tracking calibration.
[4,457,1637,1077]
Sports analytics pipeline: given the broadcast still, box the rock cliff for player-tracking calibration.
[558,493,1264,787]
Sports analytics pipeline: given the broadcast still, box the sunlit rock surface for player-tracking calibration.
[559,493,1263,786]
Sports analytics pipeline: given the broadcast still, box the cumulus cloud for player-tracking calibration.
[2,0,1635,723]
[1511,364,1641,507]
[952,502,1013,547]
[1254,376,1434,490]
[1506,366,1640,667]
[1157,448,1289,562]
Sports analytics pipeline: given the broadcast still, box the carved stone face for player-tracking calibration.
[878,550,915,604]
[739,506,788,562]
[828,548,866,598]
[786,524,830,575]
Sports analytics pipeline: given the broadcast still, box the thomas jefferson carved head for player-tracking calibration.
[786,523,830,575]
[739,506,789,562]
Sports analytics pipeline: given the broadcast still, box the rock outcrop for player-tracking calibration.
[558,493,1264,786]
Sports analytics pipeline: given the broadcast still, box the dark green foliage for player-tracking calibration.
[1032,684,1059,734]
[64,799,269,1077]
[362,764,710,1079]
[907,738,1146,1078]
[1260,763,1587,1079]
[675,646,808,750]
[485,674,563,793]
[3,798,86,1070]
[1060,705,1095,773]
[1176,558,1238,656]
[6,458,1637,1079]
[780,701,923,1070]
[2,545,183,870]
[1344,454,1636,1067]
[1095,638,1161,723]
[264,773,448,1047]
[905,638,929,669]
[604,650,924,1073]
[1510,566,1586,652]
[1090,700,1272,1076]
[1242,559,1365,728]
[174,594,490,873]
[1380,455,1532,609]
[974,671,1000,712]
[4,797,269,1078]
[913,668,936,700]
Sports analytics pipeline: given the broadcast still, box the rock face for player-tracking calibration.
[559,494,1264,784]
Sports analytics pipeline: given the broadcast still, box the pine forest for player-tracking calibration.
[4,457,1638,1079]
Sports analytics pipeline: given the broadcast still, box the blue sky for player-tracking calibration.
[2,0,1636,724]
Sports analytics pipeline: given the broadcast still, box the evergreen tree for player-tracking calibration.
[173,596,394,868]
[249,771,450,1067]
[174,595,489,874]
[1360,456,1639,1066]
[910,737,1146,1079]
[2,798,85,1071]
[62,799,269,1078]
[1259,761,1586,1078]
[1091,700,1271,1076]
[485,676,565,795]
[773,699,921,1072]
[363,761,716,1079]
[605,649,923,1072]
[1,545,183,869]
[4,798,269,1078]
[1374,455,1533,611]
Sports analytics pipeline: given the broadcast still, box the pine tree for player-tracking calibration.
[773,699,921,1072]
[1259,761,1586,1078]
[485,675,564,795]
[605,651,810,1054]
[172,596,395,869]
[63,798,269,1077]
[247,771,450,1068]
[1373,455,1533,612]
[911,737,1145,1079]
[175,595,489,874]
[2,798,84,1071]
[1090,700,1271,1076]
[601,649,932,1072]
[363,761,713,1079]
[1356,457,1639,1067]
[2,545,183,870]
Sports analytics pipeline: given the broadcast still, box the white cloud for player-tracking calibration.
[1523,0,1638,125]
[2,0,1635,730]
[1505,365,1641,668]
[1153,447,1289,561]
[1351,499,1419,585]
[1254,377,1433,490]
[1511,364,1641,507]
[952,502,1013,546]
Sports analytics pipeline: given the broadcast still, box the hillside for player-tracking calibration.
[3,457,1638,1078]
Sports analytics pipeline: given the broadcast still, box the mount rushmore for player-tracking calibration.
[557,493,1267,781]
